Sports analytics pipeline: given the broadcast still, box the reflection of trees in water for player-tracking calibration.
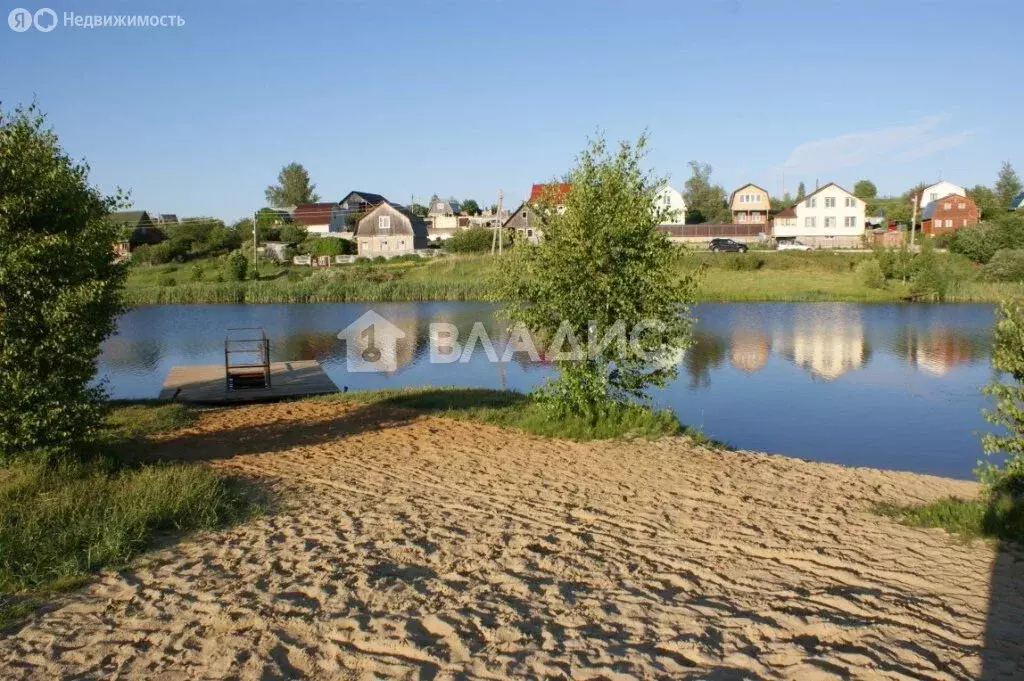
[891,327,988,376]
[729,329,770,373]
[100,337,163,371]
[774,307,869,381]
[274,331,340,362]
[684,331,727,389]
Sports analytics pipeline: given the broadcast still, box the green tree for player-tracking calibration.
[264,162,320,207]
[853,179,877,200]
[226,251,248,281]
[494,134,697,415]
[995,161,1022,210]
[445,227,493,253]
[968,185,1003,220]
[278,222,308,244]
[683,161,729,223]
[461,199,480,215]
[0,105,127,461]
[980,300,1024,491]
[796,182,806,200]
[409,203,428,218]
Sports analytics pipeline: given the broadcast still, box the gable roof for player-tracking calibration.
[530,183,572,203]
[729,183,769,204]
[107,210,151,229]
[292,202,340,226]
[773,206,797,219]
[798,182,859,205]
[357,200,428,239]
[921,193,976,221]
[340,191,387,207]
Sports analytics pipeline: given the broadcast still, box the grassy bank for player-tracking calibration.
[318,386,729,445]
[125,251,1024,305]
[0,403,256,628]
[876,488,1024,545]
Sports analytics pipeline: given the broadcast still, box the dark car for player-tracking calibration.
[709,238,748,253]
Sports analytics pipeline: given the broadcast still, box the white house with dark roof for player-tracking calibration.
[917,181,966,209]
[772,183,865,249]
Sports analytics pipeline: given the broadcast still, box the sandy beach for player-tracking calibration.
[2,400,1022,680]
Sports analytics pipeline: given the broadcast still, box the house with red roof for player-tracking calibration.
[502,183,573,245]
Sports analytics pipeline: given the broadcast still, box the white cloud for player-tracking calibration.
[778,115,971,174]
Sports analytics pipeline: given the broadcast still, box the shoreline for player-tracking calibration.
[3,398,1016,679]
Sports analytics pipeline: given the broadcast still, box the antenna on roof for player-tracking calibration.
[815,178,819,190]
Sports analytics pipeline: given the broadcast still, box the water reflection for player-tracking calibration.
[98,302,997,478]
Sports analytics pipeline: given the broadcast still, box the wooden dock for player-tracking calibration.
[159,360,339,404]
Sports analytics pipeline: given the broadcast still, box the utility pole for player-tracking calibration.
[252,210,258,279]
[910,193,918,248]
[497,189,503,255]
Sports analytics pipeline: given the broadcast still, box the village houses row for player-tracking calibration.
[112,179,1003,260]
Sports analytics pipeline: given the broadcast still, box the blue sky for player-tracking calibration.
[2,0,1021,221]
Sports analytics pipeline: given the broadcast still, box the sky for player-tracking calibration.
[2,0,1022,222]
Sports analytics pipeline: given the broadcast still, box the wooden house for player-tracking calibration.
[355,201,428,257]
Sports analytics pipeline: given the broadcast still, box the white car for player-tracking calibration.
[777,240,812,251]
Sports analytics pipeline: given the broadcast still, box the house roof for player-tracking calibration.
[340,191,387,206]
[921,193,976,220]
[774,206,796,218]
[107,210,151,228]
[358,200,428,239]
[729,183,769,204]
[529,183,572,203]
[292,202,340,226]
[798,182,859,205]
[428,197,460,215]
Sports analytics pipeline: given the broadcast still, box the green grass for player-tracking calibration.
[125,250,1014,305]
[0,402,257,628]
[325,386,687,441]
[875,489,1024,544]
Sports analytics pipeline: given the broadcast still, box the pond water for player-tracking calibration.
[99,302,999,480]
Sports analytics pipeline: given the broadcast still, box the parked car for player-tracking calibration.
[777,240,811,251]
[709,238,748,253]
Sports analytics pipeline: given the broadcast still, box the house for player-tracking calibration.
[654,185,687,224]
[729,183,770,225]
[772,182,865,249]
[921,193,980,235]
[355,200,428,257]
[501,183,572,245]
[292,203,340,235]
[1011,191,1024,211]
[917,181,966,209]
[336,191,388,235]
[153,214,178,225]
[427,196,461,239]
[108,210,163,257]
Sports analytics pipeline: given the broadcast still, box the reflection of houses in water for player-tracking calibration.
[900,328,983,376]
[729,330,770,373]
[774,308,867,380]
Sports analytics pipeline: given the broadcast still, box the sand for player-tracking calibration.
[2,400,1022,680]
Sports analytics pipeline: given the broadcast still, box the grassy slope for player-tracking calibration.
[876,489,1023,545]
[0,404,257,628]
[124,251,1024,305]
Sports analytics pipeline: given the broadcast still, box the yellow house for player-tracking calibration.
[730,183,770,225]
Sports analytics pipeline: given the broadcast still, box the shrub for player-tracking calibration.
[190,263,203,281]
[874,245,914,281]
[0,104,126,462]
[227,251,248,281]
[909,241,950,300]
[981,250,1024,282]
[310,236,349,256]
[981,300,1024,489]
[445,227,495,253]
[721,253,764,271]
[948,224,998,263]
[857,259,886,289]
[158,275,176,287]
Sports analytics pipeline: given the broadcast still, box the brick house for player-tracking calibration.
[921,193,980,235]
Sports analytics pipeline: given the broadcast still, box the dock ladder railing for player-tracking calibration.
[224,327,271,391]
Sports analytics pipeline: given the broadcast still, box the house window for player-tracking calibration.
[962,219,968,227]
[845,197,855,207]
[381,240,388,249]
[825,197,836,208]
[805,217,816,228]
[807,198,817,208]
[944,202,951,210]
[824,216,836,228]
[526,229,533,237]
[929,192,938,202]
[958,203,965,209]
[521,211,527,219]
[945,219,953,228]
[844,216,857,227]
[379,215,391,231]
